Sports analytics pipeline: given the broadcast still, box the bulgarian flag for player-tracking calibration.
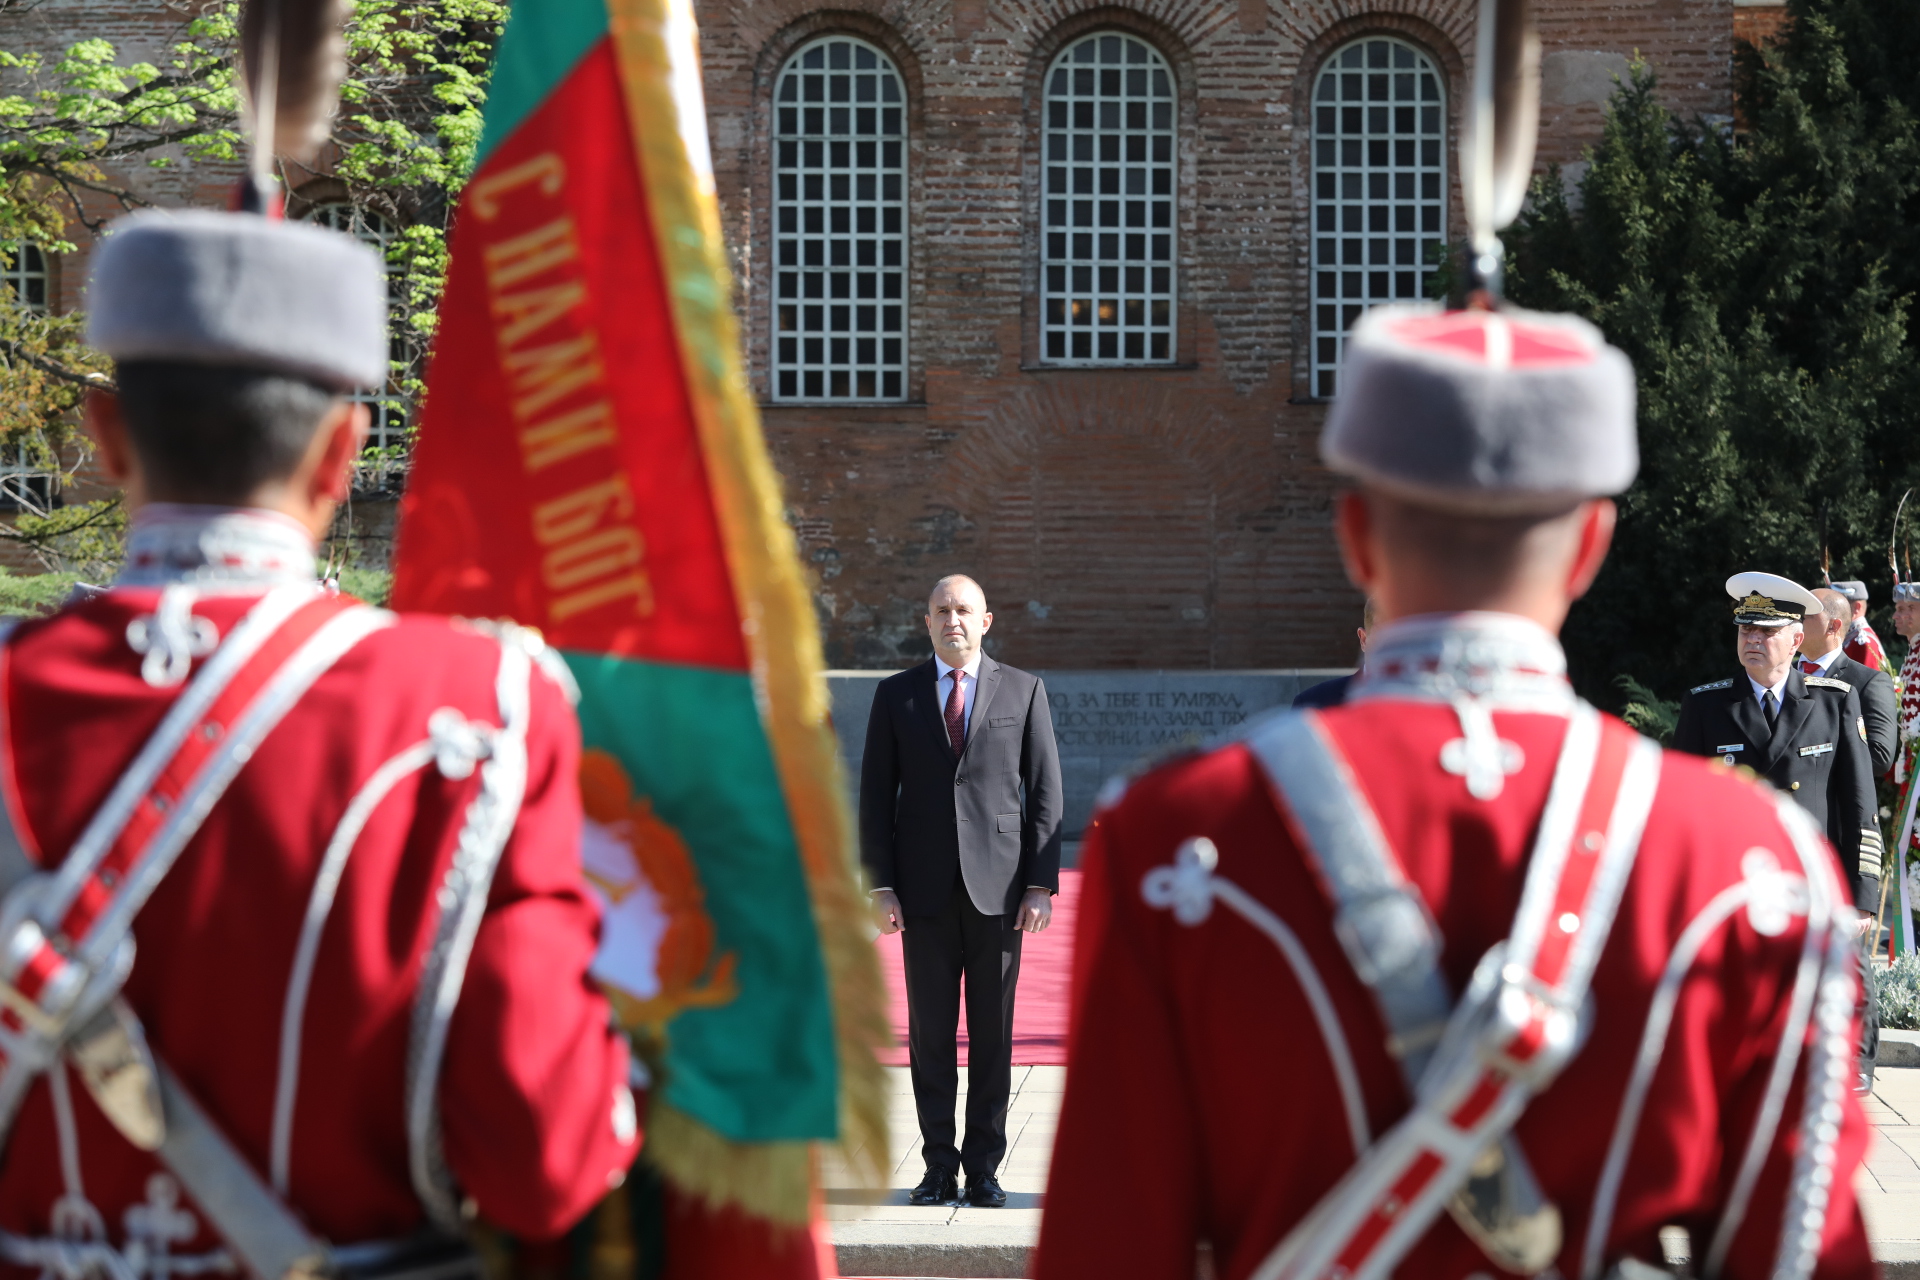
[389,0,886,1270]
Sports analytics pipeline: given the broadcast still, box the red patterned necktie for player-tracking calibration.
[1799,659,1821,675]
[945,670,967,755]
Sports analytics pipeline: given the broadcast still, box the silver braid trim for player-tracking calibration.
[405,629,534,1231]
[1771,807,1859,1280]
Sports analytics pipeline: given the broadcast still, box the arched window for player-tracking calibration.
[0,244,56,512]
[772,36,907,402]
[304,203,407,452]
[1310,37,1446,398]
[1040,32,1176,365]
[1,243,48,312]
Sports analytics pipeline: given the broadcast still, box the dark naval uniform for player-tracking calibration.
[1674,671,1882,907]
[1820,650,1898,779]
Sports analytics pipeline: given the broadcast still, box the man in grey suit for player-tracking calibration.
[861,574,1063,1209]
[1806,586,1898,776]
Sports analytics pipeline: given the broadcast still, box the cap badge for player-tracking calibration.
[1732,591,1798,621]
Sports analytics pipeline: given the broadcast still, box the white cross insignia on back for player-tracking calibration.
[1440,695,1525,800]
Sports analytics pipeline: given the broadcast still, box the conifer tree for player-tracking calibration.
[1504,0,1920,703]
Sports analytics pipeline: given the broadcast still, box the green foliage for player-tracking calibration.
[0,248,114,570]
[325,0,509,415]
[0,565,83,617]
[1875,951,1920,1031]
[1615,675,1680,744]
[0,0,508,503]
[333,566,393,607]
[0,11,242,239]
[1503,0,1920,705]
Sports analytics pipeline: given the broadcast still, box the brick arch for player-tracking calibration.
[750,10,931,102]
[1275,6,1473,400]
[1287,11,1469,129]
[1011,7,1204,367]
[737,12,931,403]
[1015,4,1201,91]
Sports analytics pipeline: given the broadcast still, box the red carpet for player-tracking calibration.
[875,870,1079,1067]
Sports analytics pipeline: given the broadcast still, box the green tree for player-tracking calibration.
[0,0,506,569]
[1504,0,1920,703]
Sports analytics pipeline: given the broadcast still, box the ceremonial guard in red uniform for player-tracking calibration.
[1831,582,1892,680]
[0,211,639,1279]
[1034,300,1873,1277]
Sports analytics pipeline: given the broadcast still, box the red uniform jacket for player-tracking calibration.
[0,540,637,1265]
[1036,616,1872,1280]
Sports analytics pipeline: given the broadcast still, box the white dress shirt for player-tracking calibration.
[1748,670,1790,711]
[1800,647,1842,676]
[936,654,982,738]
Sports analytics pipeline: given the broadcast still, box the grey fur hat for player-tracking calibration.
[1830,580,1869,604]
[1320,303,1638,514]
[87,209,387,392]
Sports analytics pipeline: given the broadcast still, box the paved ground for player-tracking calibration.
[1862,1064,1920,1264]
[828,1063,1920,1277]
[823,1066,1053,1277]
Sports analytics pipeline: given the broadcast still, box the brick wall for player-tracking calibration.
[698,0,1735,669]
[1,0,1741,660]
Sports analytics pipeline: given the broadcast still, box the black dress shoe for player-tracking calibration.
[909,1166,958,1205]
[965,1172,1007,1208]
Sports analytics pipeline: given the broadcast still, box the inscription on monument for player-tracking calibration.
[1047,690,1251,749]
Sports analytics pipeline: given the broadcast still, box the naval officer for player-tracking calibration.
[1674,572,1883,1094]
[1673,572,1883,909]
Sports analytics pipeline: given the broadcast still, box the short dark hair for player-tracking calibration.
[114,361,340,503]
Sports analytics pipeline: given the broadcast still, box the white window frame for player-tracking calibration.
[1,243,49,313]
[1039,32,1177,367]
[0,243,60,513]
[1309,36,1447,399]
[770,35,909,404]
[304,204,408,451]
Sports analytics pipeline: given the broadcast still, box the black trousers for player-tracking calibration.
[1860,874,1882,1088]
[901,880,1023,1177]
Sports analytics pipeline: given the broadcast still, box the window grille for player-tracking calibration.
[772,37,907,402]
[304,204,408,450]
[1310,37,1446,399]
[1040,33,1176,365]
[0,443,57,514]
[0,244,58,512]
[1,243,48,312]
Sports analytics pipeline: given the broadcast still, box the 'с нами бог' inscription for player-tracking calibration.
[1047,690,1250,748]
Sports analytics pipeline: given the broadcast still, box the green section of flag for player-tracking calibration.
[477,0,611,167]
[562,651,840,1141]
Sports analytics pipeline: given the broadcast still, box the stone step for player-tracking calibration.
[832,1220,1036,1279]
[1880,1027,1920,1068]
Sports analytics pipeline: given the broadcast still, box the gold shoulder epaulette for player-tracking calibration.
[1690,678,1735,694]
[1804,676,1850,691]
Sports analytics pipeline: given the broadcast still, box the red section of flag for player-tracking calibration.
[392,39,746,671]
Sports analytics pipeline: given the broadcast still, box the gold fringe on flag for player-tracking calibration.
[604,0,891,1225]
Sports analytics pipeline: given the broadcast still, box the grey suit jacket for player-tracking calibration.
[859,656,1064,918]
